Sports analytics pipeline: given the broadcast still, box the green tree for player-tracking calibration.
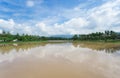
[72,35,78,40]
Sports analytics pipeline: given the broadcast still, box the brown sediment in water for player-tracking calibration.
[0,42,120,78]
[0,57,106,78]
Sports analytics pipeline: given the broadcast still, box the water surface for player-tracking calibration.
[0,42,120,78]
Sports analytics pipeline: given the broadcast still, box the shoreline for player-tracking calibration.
[0,40,120,44]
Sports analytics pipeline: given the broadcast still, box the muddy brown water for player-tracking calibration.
[0,42,120,78]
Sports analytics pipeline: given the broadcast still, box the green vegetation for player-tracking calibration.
[72,30,120,42]
[0,30,69,43]
[0,30,44,42]
[0,30,120,43]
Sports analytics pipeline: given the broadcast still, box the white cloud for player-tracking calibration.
[34,17,90,35]
[26,0,34,7]
[87,0,120,32]
[0,19,34,35]
[0,19,15,30]
[26,0,43,7]
[1,0,120,36]
[57,0,120,34]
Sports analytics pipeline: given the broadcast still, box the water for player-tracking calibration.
[0,42,120,78]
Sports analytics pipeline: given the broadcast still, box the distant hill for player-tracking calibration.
[117,32,120,34]
[51,35,73,38]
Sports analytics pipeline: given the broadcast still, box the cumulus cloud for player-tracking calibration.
[56,0,120,34]
[36,0,120,35]
[87,0,120,32]
[0,19,15,30]
[0,19,34,35]
[0,0,120,36]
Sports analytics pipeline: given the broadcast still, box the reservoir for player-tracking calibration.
[0,42,120,78]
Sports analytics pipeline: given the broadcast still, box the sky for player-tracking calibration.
[0,0,120,36]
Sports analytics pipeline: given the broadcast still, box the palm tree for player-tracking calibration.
[72,35,78,40]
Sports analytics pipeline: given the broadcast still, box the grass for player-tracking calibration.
[0,40,47,44]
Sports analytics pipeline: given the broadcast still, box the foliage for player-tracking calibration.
[0,31,70,42]
[0,30,119,42]
[72,30,120,41]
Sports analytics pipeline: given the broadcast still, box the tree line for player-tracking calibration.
[72,30,120,41]
[0,30,120,42]
[0,31,68,42]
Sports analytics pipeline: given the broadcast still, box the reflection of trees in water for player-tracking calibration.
[0,43,47,54]
[95,46,120,53]
[72,42,120,53]
[0,42,66,54]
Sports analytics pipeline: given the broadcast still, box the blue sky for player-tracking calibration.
[0,0,105,22]
[0,0,120,36]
